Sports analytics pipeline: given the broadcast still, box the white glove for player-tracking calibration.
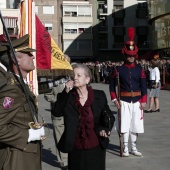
[28,127,45,142]
[39,127,45,136]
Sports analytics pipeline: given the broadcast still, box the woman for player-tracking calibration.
[52,64,114,170]
[145,55,161,113]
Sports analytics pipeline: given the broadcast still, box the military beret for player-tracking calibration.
[0,34,36,55]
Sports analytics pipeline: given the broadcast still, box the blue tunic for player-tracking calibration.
[109,63,147,103]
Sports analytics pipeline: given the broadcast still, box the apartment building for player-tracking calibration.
[0,0,20,40]
[1,0,152,61]
[147,0,170,58]
[95,0,151,61]
[34,0,58,43]
[62,1,93,60]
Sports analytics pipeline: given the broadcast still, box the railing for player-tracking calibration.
[0,2,20,9]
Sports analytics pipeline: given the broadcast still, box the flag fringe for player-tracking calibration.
[37,68,74,78]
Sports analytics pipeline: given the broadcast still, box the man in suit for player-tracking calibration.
[0,35,44,170]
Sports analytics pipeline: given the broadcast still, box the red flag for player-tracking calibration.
[36,15,72,77]
[36,15,51,69]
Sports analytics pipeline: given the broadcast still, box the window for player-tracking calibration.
[44,23,53,31]
[78,6,92,16]
[112,27,125,35]
[78,23,92,33]
[114,35,124,43]
[43,6,54,14]
[63,5,77,16]
[35,6,38,14]
[63,23,77,34]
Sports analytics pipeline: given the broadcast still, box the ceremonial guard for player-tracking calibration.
[109,27,147,157]
[0,35,44,170]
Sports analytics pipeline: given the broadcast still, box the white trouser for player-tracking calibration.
[116,101,144,133]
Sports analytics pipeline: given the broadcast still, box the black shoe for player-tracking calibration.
[152,109,160,112]
[144,110,152,113]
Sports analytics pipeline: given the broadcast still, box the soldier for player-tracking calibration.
[44,54,70,170]
[0,35,44,170]
[109,27,147,157]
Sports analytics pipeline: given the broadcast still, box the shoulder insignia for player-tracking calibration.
[3,97,14,109]
[10,78,15,85]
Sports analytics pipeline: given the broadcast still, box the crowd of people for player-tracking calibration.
[83,59,170,86]
[1,27,170,170]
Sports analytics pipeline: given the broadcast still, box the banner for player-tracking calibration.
[35,15,73,77]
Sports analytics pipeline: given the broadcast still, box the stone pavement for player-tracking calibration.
[38,83,170,170]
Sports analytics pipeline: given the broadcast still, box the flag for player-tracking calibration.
[36,15,73,77]
[19,0,39,95]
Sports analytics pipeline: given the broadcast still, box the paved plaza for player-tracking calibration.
[38,83,170,170]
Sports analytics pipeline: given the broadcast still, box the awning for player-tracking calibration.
[3,16,18,28]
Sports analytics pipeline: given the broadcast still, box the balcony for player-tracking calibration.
[1,17,19,39]
[98,8,108,20]
[0,2,20,9]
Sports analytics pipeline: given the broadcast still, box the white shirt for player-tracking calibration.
[148,66,160,83]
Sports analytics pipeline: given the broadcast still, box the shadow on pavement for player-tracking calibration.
[107,143,121,157]
[42,148,60,168]
[47,123,54,130]
[45,109,51,112]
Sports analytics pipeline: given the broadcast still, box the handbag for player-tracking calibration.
[102,110,115,133]
[150,80,159,88]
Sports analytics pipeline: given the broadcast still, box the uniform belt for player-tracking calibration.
[120,91,141,97]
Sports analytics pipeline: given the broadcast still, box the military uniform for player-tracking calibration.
[109,27,147,157]
[0,35,42,170]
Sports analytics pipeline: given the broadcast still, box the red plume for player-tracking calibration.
[128,27,135,41]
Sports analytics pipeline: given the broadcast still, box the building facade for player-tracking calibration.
[94,0,151,61]
[148,0,170,58]
[1,0,153,61]
[62,1,93,60]
[34,0,58,43]
[0,0,20,40]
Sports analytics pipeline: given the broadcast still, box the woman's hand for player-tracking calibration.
[65,80,74,93]
[153,83,158,89]
[99,130,110,138]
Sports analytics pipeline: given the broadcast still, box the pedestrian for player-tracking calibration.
[109,27,147,157]
[52,63,114,170]
[44,54,71,170]
[145,54,161,113]
[0,34,45,170]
